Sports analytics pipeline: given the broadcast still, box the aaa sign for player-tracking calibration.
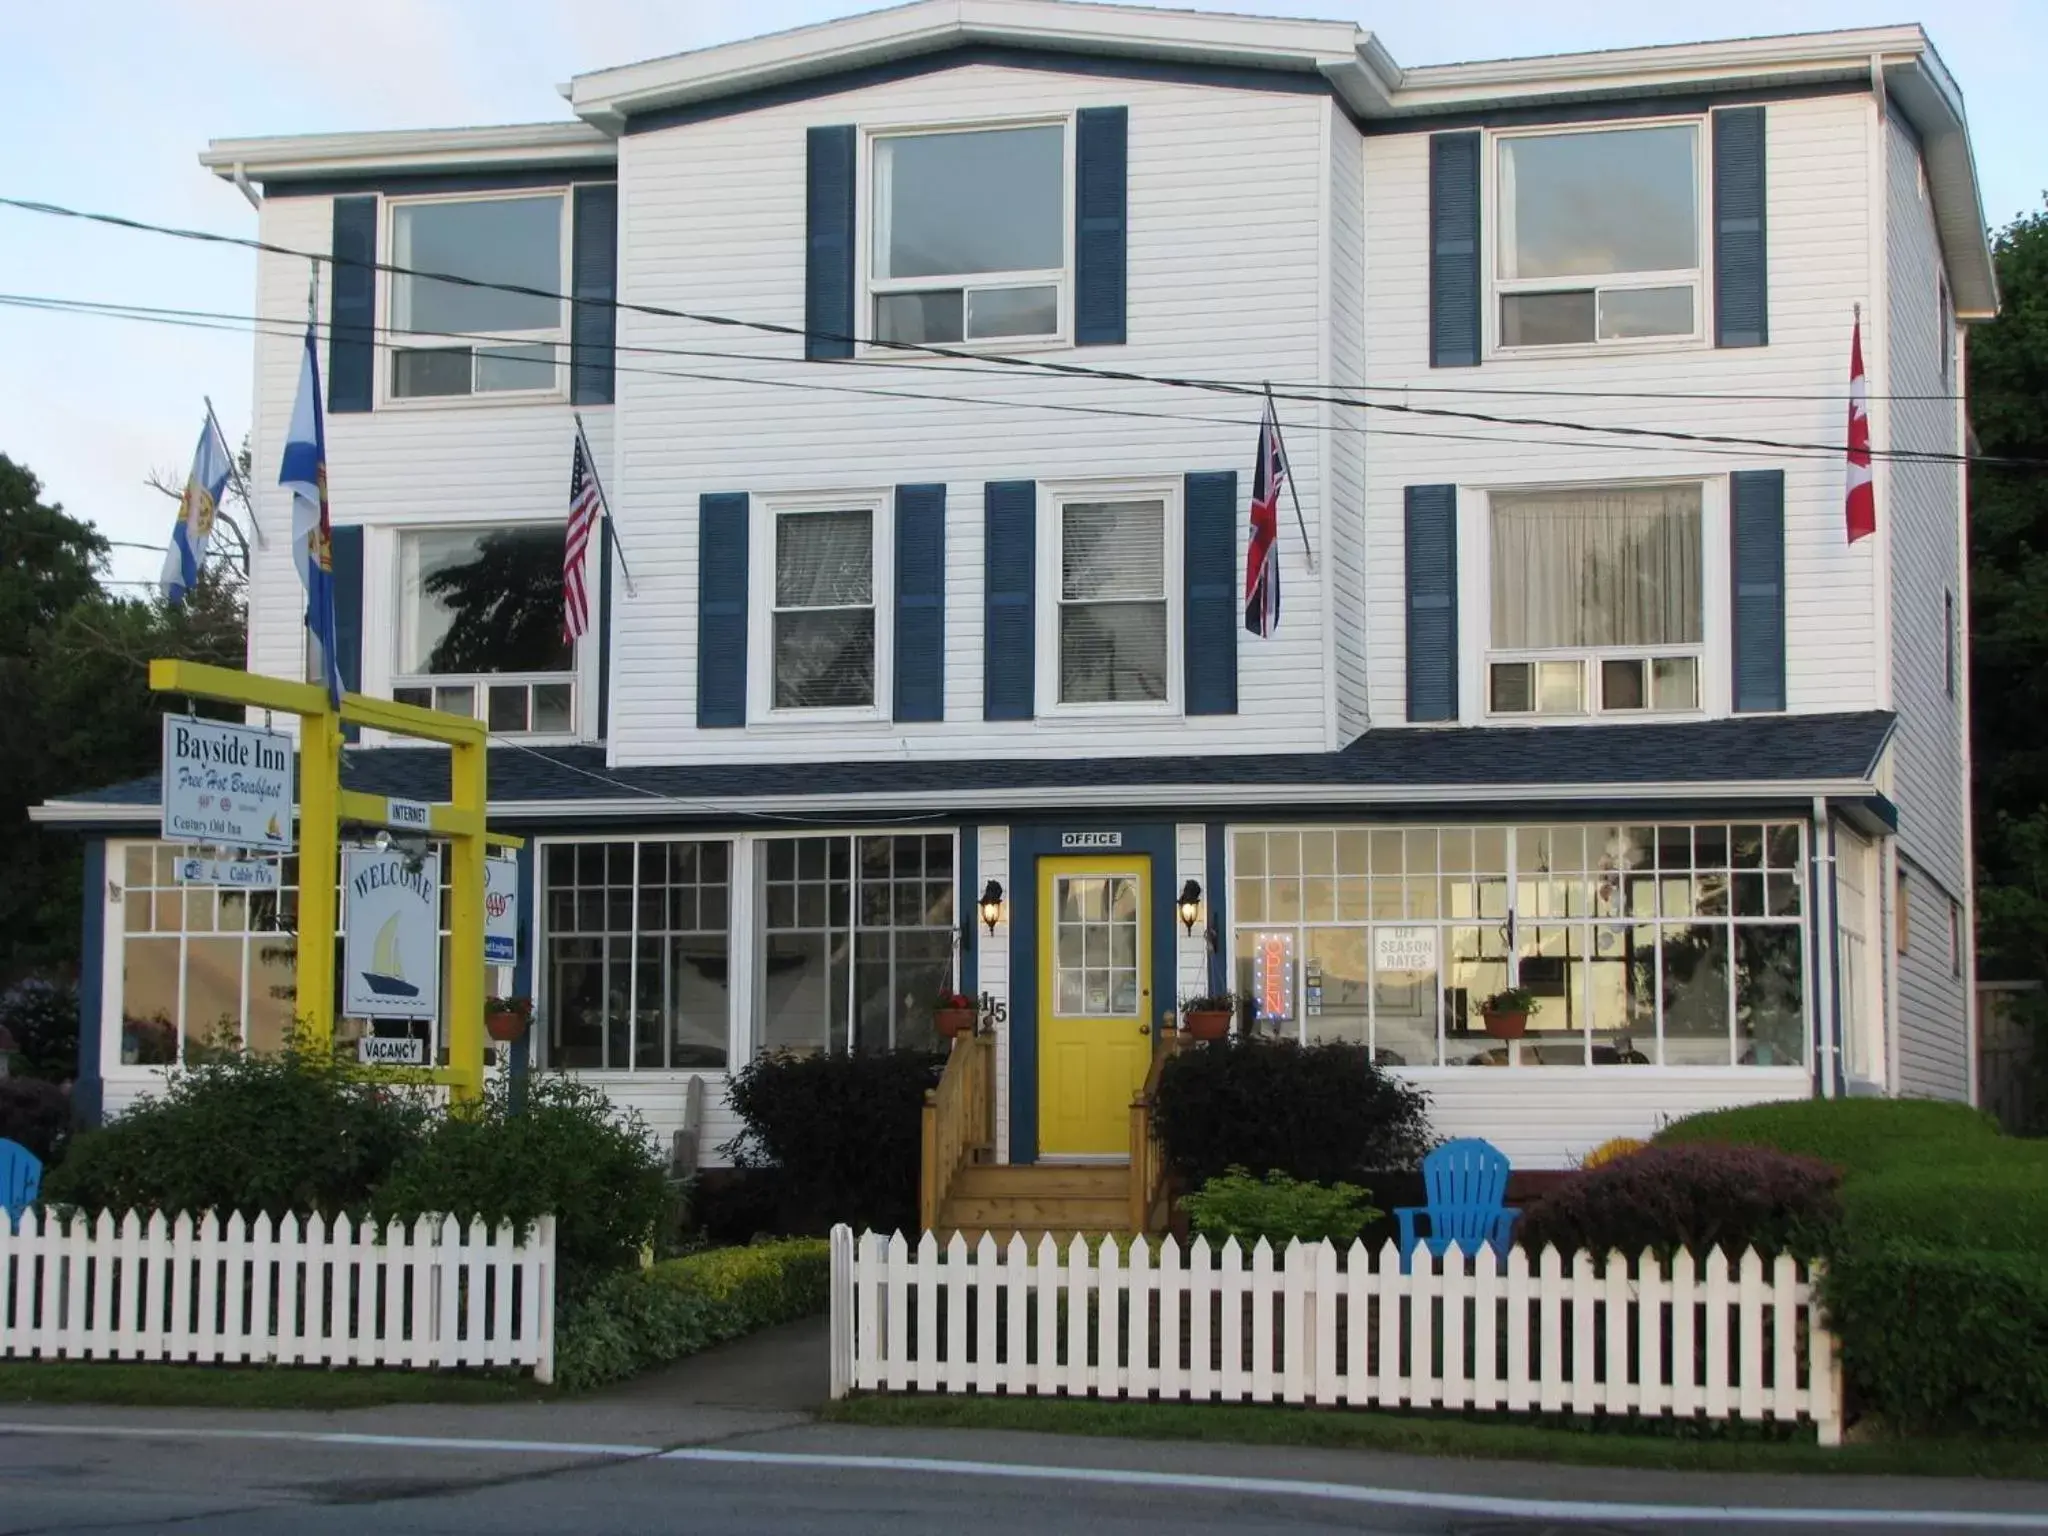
[342,849,441,1021]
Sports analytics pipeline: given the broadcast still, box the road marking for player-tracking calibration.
[1,1421,2043,1529]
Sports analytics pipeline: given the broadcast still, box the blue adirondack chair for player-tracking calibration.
[0,1137,42,1226]
[1395,1137,1519,1268]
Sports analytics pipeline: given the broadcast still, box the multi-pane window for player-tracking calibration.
[1488,484,1703,716]
[393,525,575,734]
[760,834,955,1053]
[1052,873,1142,1017]
[543,840,732,1071]
[1495,124,1702,347]
[389,194,565,398]
[1058,498,1168,705]
[870,125,1065,345]
[773,508,876,709]
[1232,822,1807,1068]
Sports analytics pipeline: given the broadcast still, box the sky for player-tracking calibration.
[2,0,2041,593]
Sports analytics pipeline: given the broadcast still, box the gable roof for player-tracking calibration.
[34,711,1895,828]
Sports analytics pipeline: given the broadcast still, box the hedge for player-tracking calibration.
[1519,1143,1841,1261]
[553,1238,830,1392]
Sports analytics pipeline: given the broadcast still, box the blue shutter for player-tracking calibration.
[597,517,614,741]
[894,483,946,722]
[1404,484,1459,722]
[328,522,364,740]
[1075,106,1129,347]
[1429,133,1482,369]
[328,196,377,412]
[1183,470,1238,717]
[1731,469,1786,713]
[1714,107,1769,349]
[983,481,1035,721]
[697,493,749,728]
[571,183,619,404]
[806,126,856,361]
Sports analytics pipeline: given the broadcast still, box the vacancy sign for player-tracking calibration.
[160,715,294,853]
[485,857,518,966]
[342,849,441,1021]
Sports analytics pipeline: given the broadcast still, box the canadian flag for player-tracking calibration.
[1846,316,1876,543]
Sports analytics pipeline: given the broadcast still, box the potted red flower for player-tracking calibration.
[933,989,979,1040]
[484,995,534,1044]
[1179,992,1239,1041]
[1478,986,1536,1041]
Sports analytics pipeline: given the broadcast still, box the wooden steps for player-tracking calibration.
[935,1161,1134,1238]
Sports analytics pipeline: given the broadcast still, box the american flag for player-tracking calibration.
[1244,400,1287,637]
[1845,315,1876,543]
[564,432,600,642]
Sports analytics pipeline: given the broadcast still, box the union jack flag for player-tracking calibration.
[564,433,599,642]
[1244,400,1287,637]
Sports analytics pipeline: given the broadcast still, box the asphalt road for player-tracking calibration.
[4,1415,2048,1536]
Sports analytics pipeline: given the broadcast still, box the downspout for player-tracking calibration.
[1811,796,1840,1097]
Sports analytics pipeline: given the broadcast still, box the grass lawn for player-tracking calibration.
[825,1393,2048,1482]
[0,1361,551,1410]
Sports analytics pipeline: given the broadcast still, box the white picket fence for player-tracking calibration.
[1,1209,555,1380]
[828,1228,1841,1445]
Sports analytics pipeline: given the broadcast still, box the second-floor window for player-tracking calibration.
[393,524,575,733]
[388,193,566,399]
[773,504,878,710]
[1056,494,1170,707]
[1495,123,1702,349]
[1487,483,1703,717]
[870,123,1066,345]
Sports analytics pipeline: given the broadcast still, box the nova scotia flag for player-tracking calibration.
[159,418,233,605]
[281,328,343,708]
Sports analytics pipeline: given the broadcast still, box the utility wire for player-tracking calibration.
[0,193,2021,470]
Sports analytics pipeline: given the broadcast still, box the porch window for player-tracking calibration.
[758,833,956,1053]
[542,839,732,1072]
[393,524,576,734]
[1487,484,1703,717]
[1231,820,1806,1067]
[389,193,566,398]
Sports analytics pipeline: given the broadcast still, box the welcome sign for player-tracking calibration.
[160,715,294,853]
[342,848,441,1021]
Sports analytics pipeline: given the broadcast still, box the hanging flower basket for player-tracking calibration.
[484,996,533,1043]
[1478,987,1536,1041]
[1179,993,1239,1041]
[934,990,978,1039]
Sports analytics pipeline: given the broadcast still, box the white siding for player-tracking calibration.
[978,824,1012,1163]
[1361,93,1882,726]
[1882,116,1970,1101]
[559,1069,739,1168]
[1413,1069,1812,1169]
[1328,107,1369,742]
[1174,822,1208,1004]
[608,63,1332,766]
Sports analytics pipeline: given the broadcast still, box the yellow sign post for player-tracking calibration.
[150,658,521,1105]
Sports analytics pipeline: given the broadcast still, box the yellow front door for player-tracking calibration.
[1038,855,1153,1157]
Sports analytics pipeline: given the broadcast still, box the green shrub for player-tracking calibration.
[1153,1036,1432,1187]
[1654,1096,2009,1176]
[44,1044,430,1219]
[0,1077,71,1164]
[1820,1238,2048,1433]
[1839,1163,2048,1255]
[1518,1143,1842,1260]
[720,1049,944,1235]
[373,1075,672,1282]
[0,979,79,1082]
[1180,1167,1380,1249]
[554,1237,831,1392]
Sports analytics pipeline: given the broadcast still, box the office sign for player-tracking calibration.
[1061,831,1122,849]
[160,715,294,853]
[485,857,518,966]
[342,848,440,1021]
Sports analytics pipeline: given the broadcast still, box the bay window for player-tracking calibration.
[870,124,1066,345]
[388,193,566,398]
[1495,123,1702,348]
[393,524,575,734]
[1055,495,1170,706]
[1487,483,1703,717]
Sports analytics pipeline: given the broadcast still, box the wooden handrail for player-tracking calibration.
[1128,1012,1184,1235]
[918,1032,993,1232]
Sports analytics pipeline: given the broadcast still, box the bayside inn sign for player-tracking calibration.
[159,715,293,853]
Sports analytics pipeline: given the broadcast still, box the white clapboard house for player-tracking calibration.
[38,2,1994,1221]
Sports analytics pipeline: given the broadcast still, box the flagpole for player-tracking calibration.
[204,394,265,549]
[1264,382,1316,573]
[574,411,637,598]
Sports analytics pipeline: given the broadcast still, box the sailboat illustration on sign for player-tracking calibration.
[361,913,421,999]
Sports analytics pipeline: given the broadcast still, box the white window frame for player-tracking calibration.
[748,487,894,724]
[379,187,572,408]
[385,520,582,740]
[1486,116,1711,358]
[1466,476,1727,725]
[1035,476,1184,720]
[857,114,1074,356]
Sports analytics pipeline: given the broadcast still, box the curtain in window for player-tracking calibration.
[1490,484,1702,649]
[1060,499,1167,703]
[774,510,874,708]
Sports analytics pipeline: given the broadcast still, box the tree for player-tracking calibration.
[423,527,569,675]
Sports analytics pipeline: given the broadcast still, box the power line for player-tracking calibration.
[0,289,1981,470]
[0,193,2022,470]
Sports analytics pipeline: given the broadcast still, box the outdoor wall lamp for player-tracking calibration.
[1177,880,1204,935]
[978,880,1005,934]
